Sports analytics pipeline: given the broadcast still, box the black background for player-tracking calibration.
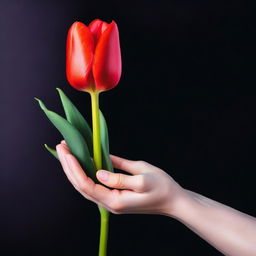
[0,0,255,255]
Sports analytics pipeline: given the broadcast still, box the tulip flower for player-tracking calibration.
[67,19,122,256]
[66,18,122,171]
[66,19,122,93]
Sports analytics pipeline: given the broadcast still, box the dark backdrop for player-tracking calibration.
[0,0,255,255]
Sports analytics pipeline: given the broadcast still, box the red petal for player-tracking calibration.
[93,21,122,91]
[89,19,105,48]
[66,22,94,91]
[101,22,108,34]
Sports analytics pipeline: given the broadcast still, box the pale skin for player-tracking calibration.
[56,140,256,256]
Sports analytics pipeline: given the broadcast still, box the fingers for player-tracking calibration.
[64,153,92,188]
[110,154,149,175]
[64,153,122,208]
[58,144,150,192]
[96,170,149,192]
[56,141,152,213]
[59,142,149,175]
[56,143,116,206]
[56,143,94,202]
[56,143,77,186]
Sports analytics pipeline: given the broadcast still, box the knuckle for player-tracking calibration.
[109,195,124,214]
[114,174,124,188]
[110,203,123,214]
[77,181,88,194]
[138,175,147,190]
[73,184,80,192]
[136,160,147,168]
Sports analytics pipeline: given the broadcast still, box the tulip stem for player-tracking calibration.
[90,91,102,170]
[99,207,110,256]
[90,91,109,256]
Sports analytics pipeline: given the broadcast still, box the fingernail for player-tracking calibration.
[97,170,109,181]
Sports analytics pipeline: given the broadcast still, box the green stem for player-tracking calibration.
[90,91,102,170]
[98,207,110,256]
[90,91,109,256]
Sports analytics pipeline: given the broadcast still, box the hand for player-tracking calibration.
[56,140,186,216]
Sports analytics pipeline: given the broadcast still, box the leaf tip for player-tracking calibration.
[34,97,47,110]
[44,143,53,151]
[56,87,63,94]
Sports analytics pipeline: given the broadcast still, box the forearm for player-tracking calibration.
[170,189,256,256]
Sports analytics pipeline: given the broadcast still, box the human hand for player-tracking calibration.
[56,140,186,216]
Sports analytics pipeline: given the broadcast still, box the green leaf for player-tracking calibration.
[35,97,97,182]
[99,110,110,153]
[99,110,114,173]
[44,144,59,160]
[56,88,93,156]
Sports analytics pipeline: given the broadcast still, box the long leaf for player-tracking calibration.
[44,144,59,160]
[56,88,93,156]
[35,98,97,182]
[99,110,114,173]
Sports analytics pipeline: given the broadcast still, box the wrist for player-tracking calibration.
[164,188,199,220]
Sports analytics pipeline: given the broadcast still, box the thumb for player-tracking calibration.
[96,170,144,191]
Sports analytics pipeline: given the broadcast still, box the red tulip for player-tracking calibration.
[66,19,122,93]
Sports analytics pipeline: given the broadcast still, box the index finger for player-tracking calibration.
[110,154,145,175]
